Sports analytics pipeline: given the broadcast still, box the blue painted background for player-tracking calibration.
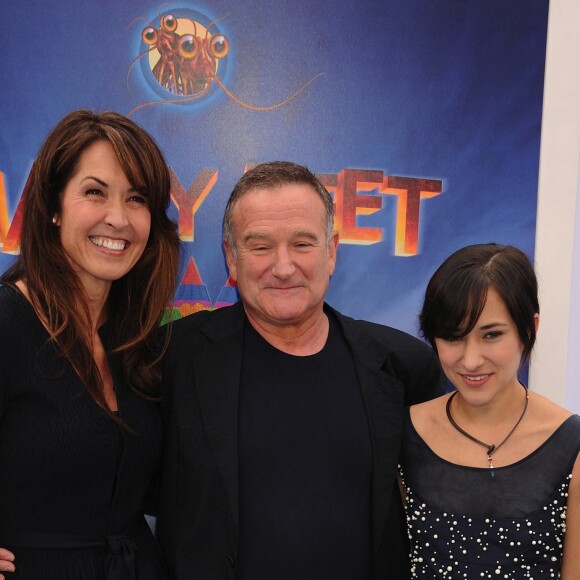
[0,0,549,336]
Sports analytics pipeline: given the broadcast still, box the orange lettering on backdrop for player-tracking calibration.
[170,168,218,241]
[0,166,443,259]
[381,176,442,256]
[331,169,384,245]
[0,171,26,254]
[0,172,9,245]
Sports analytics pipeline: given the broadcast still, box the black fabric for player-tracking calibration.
[401,411,580,517]
[236,316,372,579]
[156,301,445,580]
[400,410,580,578]
[0,286,167,579]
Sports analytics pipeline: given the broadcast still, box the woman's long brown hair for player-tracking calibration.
[2,110,181,421]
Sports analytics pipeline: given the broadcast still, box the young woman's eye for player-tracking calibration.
[484,331,503,340]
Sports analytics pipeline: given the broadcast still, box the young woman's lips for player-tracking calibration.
[460,373,491,387]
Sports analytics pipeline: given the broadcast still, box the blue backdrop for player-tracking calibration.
[0,0,549,336]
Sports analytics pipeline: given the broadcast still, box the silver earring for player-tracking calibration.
[52,216,57,224]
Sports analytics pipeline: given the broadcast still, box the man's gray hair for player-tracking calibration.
[223,161,334,253]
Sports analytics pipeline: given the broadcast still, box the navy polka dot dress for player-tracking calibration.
[399,412,580,578]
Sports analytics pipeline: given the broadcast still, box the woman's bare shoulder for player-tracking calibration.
[527,391,573,428]
[410,393,452,429]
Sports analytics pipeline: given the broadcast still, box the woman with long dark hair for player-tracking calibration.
[0,110,180,579]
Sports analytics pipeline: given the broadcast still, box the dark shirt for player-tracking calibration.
[400,411,580,577]
[0,285,166,579]
[236,315,373,580]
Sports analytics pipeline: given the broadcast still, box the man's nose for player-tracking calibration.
[271,247,296,279]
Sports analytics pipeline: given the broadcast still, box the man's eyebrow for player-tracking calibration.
[242,230,320,244]
[292,230,318,240]
[242,232,271,244]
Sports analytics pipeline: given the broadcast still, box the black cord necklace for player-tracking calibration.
[445,382,529,471]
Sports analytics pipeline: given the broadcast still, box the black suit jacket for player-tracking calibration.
[157,302,444,579]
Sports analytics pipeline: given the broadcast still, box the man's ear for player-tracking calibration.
[224,240,238,282]
[327,230,339,276]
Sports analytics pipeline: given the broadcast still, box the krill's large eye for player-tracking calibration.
[161,14,178,32]
[179,35,200,59]
[142,26,158,46]
[209,34,229,59]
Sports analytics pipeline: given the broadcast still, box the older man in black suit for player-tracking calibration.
[157,161,444,580]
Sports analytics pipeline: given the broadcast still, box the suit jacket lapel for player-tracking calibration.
[332,306,405,553]
[193,302,246,531]
[192,302,404,551]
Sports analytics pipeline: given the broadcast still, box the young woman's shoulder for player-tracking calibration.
[410,393,451,429]
[527,391,574,430]
[518,391,580,458]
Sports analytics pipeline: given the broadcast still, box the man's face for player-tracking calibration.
[224,183,338,332]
